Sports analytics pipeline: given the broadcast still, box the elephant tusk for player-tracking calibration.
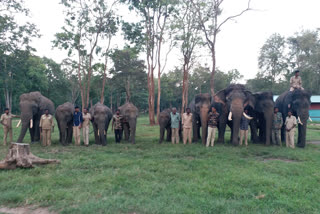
[98,130,100,136]
[309,117,313,122]
[228,112,232,121]
[104,130,106,135]
[16,120,21,128]
[243,112,253,120]
[298,116,303,125]
[30,119,33,128]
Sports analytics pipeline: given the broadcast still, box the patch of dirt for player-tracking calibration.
[263,158,298,163]
[307,141,320,145]
[0,206,57,214]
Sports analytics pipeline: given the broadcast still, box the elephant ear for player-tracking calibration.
[213,89,226,104]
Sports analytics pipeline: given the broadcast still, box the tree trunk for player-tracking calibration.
[210,47,216,97]
[181,62,189,114]
[0,143,60,170]
[156,74,161,124]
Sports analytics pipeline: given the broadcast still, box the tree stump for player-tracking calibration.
[0,143,60,170]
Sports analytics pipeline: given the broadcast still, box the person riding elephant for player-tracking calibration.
[249,91,274,145]
[55,102,74,146]
[17,92,55,143]
[189,93,211,145]
[213,84,255,146]
[119,102,138,144]
[90,103,113,146]
[275,89,311,148]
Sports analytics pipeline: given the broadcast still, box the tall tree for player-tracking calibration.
[0,0,39,110]
[190,0,251,97]
[53,0,119,109]
[121,0,178,125]
[258,33,288,88]
[174,0,202,113]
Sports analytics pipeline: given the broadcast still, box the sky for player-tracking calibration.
[22,0,320,81]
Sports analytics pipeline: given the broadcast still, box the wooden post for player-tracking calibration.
[0,143,60,170]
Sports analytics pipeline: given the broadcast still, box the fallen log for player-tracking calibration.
[0,143,60,170]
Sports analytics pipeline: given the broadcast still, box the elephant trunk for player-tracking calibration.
[129,118,137,144]
[264,109,273,145]
[17,122,29,143]
[98,124,106,146]
[297,112,308,148]
[58,121,67,146]
[200,107,209,145]
[230,101,244,146]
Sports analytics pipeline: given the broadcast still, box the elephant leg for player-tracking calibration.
[67,124,73,144]
[93,124,99,144]
[123,123,129,141]
[33,119,41,142]
[166,127,171,142]
[217,121,226,143]
[281,125,286,143]
[192,121,199,142]
[250,120,259,144]
[29,127,35,142]
[129,120,136,144]
[159,126,165,143]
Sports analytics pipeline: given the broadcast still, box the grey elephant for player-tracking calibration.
[90,103,113,146]
[275,89,311,148]
[55,102,74,146]
[250,92,274,145]
[17,91,55,143]
[119,102,138,144]
[213,84,255,146]
[189,93,211,145]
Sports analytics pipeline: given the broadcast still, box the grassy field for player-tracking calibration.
[0,116,320,214]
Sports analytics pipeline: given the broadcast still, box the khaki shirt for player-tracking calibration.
[182,113,193,129]
[290,76,302,89]
[285,115,297,130]
[39,114,54,130]
[0,113,16,129]
[82,113,92,127]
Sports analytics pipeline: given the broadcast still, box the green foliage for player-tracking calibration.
[0,117,320,213]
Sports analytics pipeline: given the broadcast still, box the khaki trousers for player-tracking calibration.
[240,130,249,146]
[3,127,12,145]
[82,126,90,146]
[73,126,81,146]
[42,129,51,146]
[183,128,192,144]
[171,128,179,144]
[272,129,282,146]
[286,129,295,148]
[206,127,217,147]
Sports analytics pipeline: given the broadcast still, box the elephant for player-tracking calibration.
[158,108,182,144]
[249,92,274,145]
[90,103,113,146]
[119,102,138,144]
[213,84,255,146]
[17,91,55,143]
[189,93,212,145]
[55,102,74,146]
[275,89,311,148]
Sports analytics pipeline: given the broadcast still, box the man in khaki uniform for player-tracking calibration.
[39,109,54,146]
[182,108,192,145]
[285,111,297,148]
[290,70,303,91]
[82,108,91,146]
[0,108,18,145]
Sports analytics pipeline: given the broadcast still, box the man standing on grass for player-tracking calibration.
[0,108,19,146]
[206,106,219,147]
[170,107,180,144]
[182,107,192,145]
[73,106,83,146]
[112,109,123,143]
[272,107,283,146]
[240,109,253,146]
[285,110,297,148]
[39,109,54,146]
[82,108,91,146]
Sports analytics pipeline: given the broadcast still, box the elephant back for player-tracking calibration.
[55,102,74,121]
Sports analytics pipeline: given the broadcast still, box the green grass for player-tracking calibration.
[0,117,320,214]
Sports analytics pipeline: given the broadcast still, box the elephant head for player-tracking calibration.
[119,102,138,144]
[55,102,74,146]
[190,93,211,145]
[17,92,55,143]
[251,92,274,145]
[90,103,113,146]
[276,89,311,148]
[214,84,254,146]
